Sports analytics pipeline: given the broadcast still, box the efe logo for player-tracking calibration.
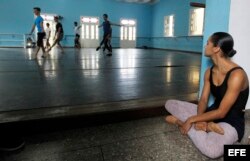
[228,149,246,156]
[224,145,250,161]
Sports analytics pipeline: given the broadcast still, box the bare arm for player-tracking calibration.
[58,27,61,33]
[54,27,62,39]
[98,24,103,28]
[180,69,246,135]
[197,68,211,115]
[189,70,246,123]
[110,22,121,27]
[30,24,36,34]
[40,21,44,32]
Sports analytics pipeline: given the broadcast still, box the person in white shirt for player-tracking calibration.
[45,23,51,49]
[74,22,81,49]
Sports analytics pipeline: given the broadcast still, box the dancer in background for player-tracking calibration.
[96,14,121,56]
[47,16,64,53]
[74,21,81,49]
[45,23,51,49]
[30,7,46,59]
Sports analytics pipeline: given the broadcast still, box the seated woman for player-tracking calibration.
[165,32,249,159]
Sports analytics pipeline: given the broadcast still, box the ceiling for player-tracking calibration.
[116,0,159,4]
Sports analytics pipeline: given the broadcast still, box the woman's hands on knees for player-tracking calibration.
[194,122,207,131]
[180,117,195,135]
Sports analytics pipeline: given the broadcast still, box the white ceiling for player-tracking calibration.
[116,0,159,4]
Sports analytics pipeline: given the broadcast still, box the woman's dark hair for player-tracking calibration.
[74,22,77,25]
[210,32,237,57]
[33,7,41,12]
[103,14,108,18]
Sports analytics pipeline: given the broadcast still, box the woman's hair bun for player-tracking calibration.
[227,49,237,57]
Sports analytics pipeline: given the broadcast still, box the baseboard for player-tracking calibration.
[0,46,23,48]
[137,47,202,54]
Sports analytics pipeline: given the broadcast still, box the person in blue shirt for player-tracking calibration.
[96,14,121,56]
[30,7,46,59]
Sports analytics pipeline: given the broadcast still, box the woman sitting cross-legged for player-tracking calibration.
[165,32,249,159]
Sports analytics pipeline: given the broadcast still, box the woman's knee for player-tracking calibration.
[165,100,181,113]
[165,99,177,108]
[193,138,223,159]
[191,125,236,159]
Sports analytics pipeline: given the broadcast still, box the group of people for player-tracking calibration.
[30,7,64,59]
[30,7,121,59]
[45,20,81,50]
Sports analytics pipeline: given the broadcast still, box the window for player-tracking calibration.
[164,15,174,37]
[189,8,205,36]
[120,19,136,41]
[81,17,99,40]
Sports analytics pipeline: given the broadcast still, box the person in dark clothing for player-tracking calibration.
[96,14,121,56]
[165,32,249,159]
[47,16,64,52]
[74,21,81,49]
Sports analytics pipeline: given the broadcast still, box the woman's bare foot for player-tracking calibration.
[165,115,178,124]
[194,122,207,131]
[165,115,183,126]
[207,122,224,135]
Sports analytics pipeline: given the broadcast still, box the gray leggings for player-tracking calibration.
[165,99,238,159]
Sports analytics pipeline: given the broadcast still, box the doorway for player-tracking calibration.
[80,16,99,48]
[120,19,136,48]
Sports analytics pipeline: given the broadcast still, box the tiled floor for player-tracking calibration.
[1,116,249,161]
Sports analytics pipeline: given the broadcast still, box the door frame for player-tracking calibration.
[120,18,137,48]
[80,16,100,48]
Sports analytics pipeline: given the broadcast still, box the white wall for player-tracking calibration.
[229,0,250,109]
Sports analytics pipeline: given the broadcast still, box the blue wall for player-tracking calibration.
[199,0,231,105]
[0,0,152,47]
[0,0,207,52]
[150,0,206,52]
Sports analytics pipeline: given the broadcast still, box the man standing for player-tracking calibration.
[47,16,64,52]
[30,7,46,59]
[74,22,81,49]
[96,14,121,56]
[45,23,51,49]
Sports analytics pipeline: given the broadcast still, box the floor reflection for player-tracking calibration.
[0,48,201,112]
[188,68,200,84]
[35,59,58,80]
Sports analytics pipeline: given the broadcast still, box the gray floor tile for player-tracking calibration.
[102,131,223,161]
[108,117,177,141]
[2,116,248,161]
[0,147,103,161]
[20,126,114,157]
